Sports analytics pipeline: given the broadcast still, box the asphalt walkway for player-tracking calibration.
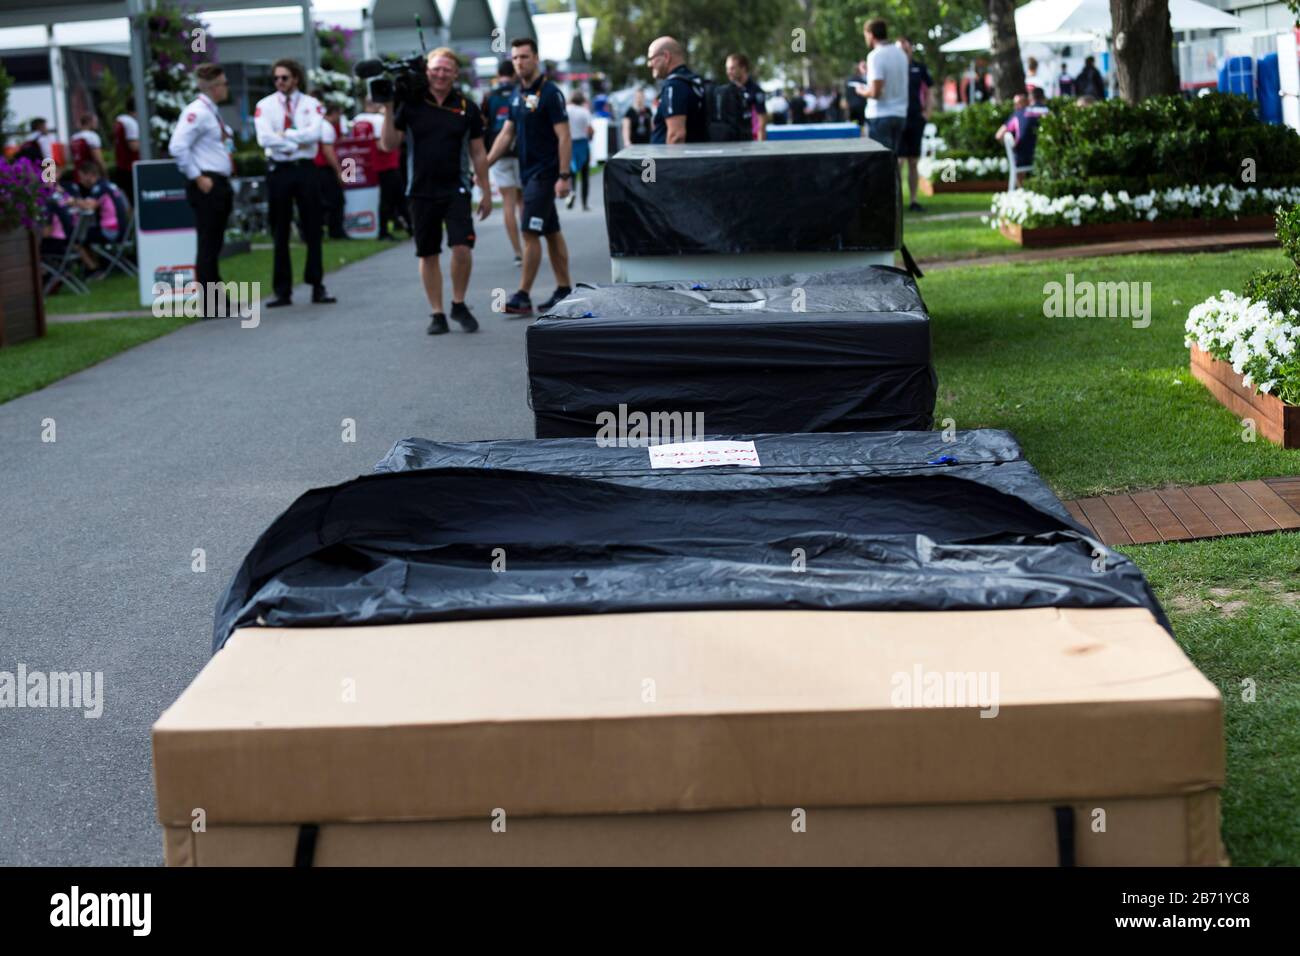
[0,183,610,865]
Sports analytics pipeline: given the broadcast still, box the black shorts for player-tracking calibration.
[899,115,926,159]
[521,175,560,235]
[409,191,475,256]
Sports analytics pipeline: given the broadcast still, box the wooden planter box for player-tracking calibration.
[1000,214,1275,248]
[919,175,1007,195]
[1190,345,1300,448]
[0,226,46,347]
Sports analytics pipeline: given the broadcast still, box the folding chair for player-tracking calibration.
[1005,135,1033,192]
[89,206,138,279]
[41,212,92,297]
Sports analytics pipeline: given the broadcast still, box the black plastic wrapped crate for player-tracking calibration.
[212,429,1169,651]
[526,266,937,438]
[605,140,900,256]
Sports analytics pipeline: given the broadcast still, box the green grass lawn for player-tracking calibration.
[43,236,392,316]
[1119,535,1300,867]
[925,249,1300,866]
[924,247,1300,497]
[901,192,1015,262]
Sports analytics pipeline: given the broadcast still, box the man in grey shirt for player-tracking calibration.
[862,18,909,153]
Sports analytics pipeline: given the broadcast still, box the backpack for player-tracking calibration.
[705,80,751,142]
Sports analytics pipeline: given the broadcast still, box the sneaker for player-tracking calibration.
[512,254,522,267]
[566,193,576,209]
[908,201,925,213]
[537,286,573,311]
[427,312,450,335]
[450,301,479,332]
[504,291,534,315]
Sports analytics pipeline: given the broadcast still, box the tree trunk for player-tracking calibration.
[986,0,1025,101]
[1111,0,1179,103]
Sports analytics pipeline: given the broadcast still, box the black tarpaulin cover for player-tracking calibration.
[527,266,936,438]
[604,140,900,257]
[213,430,1167,652]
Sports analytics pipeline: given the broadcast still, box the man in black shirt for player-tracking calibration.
[382,47,492,335]
[897,37,933,212]
[1075,56,1106,100]
[648,36,707,144]
[486,37,574,316]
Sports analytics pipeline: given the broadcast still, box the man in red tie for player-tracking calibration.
[254,58,336,307]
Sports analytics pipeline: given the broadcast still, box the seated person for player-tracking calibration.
[41,187,79,259]
[996,88,1050,171]
[71,160,131,247]
[69,161,131,276]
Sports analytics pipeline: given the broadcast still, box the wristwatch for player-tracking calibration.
[558,172,573,180]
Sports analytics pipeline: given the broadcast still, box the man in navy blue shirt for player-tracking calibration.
[996,88,1051,174]
[486,37,574,315]
[648,36,707,144]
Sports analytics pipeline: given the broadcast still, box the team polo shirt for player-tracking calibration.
[394,89,484,199]
[1006,105,1050,167]
[652,65,707,144]
[508,75,568,183]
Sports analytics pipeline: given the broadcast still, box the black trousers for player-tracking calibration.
[268,160,323,298]
[184,172,233,287]
[377,168,404,236]
[318,164,346,238]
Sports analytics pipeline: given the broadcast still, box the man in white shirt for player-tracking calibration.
[254,58,335,306]
[862,17,910,154]
[565,91,592,211]
[169,62,236,310]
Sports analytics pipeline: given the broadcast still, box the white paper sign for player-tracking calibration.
[648,440,761,469]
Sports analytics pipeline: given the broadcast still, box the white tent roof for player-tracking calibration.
[533,11,579,63]
[941,0,1245,53]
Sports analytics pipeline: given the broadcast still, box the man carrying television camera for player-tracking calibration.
[378,47,492,336]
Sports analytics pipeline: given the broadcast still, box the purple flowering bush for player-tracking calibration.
[0,157,54,233]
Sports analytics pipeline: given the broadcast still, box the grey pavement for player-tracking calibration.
[0,176,609,865]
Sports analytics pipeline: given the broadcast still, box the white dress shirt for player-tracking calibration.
[168,94,233,179]
[254,89,325,162]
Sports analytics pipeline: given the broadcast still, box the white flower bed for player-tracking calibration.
[990,183,1300,229]
[1185,290,1300,403]
[308,67,359,115]
[918,155,1008,182]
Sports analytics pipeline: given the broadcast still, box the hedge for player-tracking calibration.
[1028,93,1300,197]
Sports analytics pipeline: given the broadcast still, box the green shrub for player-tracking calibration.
[1276,204,1300,265]
[233,151,267,177]
[1243,269,1300,315]
[933,101,1009,158]
[1031,93,1300,194]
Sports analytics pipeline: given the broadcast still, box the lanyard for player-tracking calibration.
[200,95,229,142]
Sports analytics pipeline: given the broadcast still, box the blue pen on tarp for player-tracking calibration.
[581,312,595,318]
[927,455,958,465]
[691,283,710,291]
